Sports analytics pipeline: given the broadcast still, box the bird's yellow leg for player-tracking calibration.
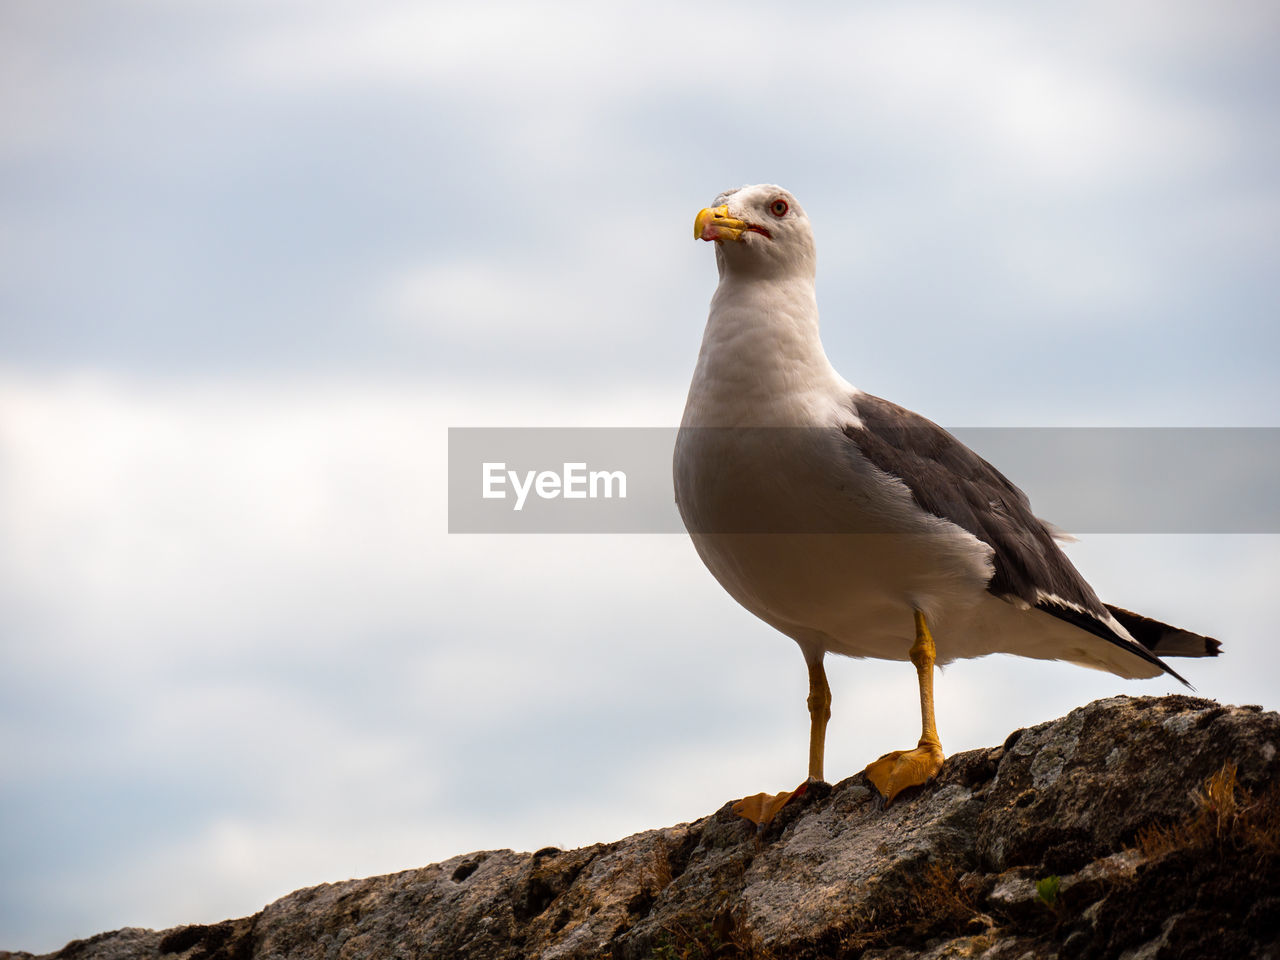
[864,609,946,804]
[806,652,832,782]
[733,651,831,827]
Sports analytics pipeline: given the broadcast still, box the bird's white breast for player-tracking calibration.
[674,416,995,662]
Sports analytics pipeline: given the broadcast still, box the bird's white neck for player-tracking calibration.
[682,273,850,428]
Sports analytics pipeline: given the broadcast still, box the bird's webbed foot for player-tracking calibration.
[863,741,944,806]
[731,778,818,828]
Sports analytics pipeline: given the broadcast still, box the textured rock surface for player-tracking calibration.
[5,695,1279,960]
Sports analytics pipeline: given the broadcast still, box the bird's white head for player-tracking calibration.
[694,184,815,281]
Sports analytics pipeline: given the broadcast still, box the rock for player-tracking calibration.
[4,695,1279,960]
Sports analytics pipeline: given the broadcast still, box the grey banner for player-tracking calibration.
[448,427,1280,533]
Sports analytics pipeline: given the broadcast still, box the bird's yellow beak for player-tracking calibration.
[695,204,749,242]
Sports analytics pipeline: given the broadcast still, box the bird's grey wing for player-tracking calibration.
[843,392,1184,679]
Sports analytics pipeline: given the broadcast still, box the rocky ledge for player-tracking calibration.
[5,695,1280,960]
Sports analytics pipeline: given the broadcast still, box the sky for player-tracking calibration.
[2,0,1279,952]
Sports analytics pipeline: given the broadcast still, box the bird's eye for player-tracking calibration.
[770,199,789,217]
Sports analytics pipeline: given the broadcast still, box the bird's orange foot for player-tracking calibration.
[732,779,812,827]
[864,742,944,805]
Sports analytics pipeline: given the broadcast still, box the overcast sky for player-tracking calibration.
[3,0,1279,952]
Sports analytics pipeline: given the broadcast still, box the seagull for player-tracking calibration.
[673,184,1220,822]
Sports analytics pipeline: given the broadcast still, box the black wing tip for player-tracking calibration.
[1034,599,1192,687]
[1103,604,1222,659]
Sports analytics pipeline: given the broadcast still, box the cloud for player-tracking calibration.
[4,0,1276,401]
